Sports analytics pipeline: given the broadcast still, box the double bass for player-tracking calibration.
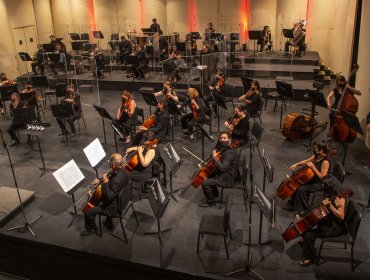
[330,64,360,143]
[282,189,353,242]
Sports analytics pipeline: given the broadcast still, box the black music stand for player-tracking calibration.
[241,77,253,92]
[141,28,153,36]
[13,106,37,126]
[248,31,264,55]
[160,143,183,202]
[191,32,201,40]
[176,42,186,53]
[20,91,41,121]
[70,33,81,41]
[194,123,215,160]
[167,101,182,142]
[18,52,32,80]
[71,41,84,51]
[126,55,139,82]
[31,75,49,109]
[109,120,125,153]
[271,81,294,131]
[211,92,228,132]
[42,44,54,52]
[282,29,294,54]
[51,104,74,143]
[93,105,114,147]
[141,91,158,115]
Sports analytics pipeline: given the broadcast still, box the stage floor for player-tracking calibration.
[0,88,369,280]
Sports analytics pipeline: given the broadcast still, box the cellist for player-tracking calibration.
[80,153,128,236]
[298,176,347,266]
[200,132,238,207]
[289,141,334,212]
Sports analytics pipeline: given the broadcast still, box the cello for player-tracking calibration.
[282,189,353,242]
[121,139,158,173]
[330,64,360,143]
[282,113,327,141]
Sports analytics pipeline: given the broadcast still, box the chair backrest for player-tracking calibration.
[251,121,264,144]
[135,107,145,122]
[345,199,362,242]
[332,160,346,183]
[118,188,132,215]
[276,80,294,99]
[223,196,232,234]
[241,77,252,92]
[56,83,67,98]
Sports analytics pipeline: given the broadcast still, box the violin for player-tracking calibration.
[142,115,156,129]
[82,169,118,213]
[215,74,224,92]
[122,139,158,173]
[191,99,199,121]
[282,189,353,242]
[276,151,336,199]
[228,113,242,136]
[118,98,132,121]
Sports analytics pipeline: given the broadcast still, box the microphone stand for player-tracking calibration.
[0,128,42,237]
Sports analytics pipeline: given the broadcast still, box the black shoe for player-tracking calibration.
[9,140,20,147]
[80,227,97,236]
[199,200,214,208]
[103,219,114,231]
[58,131,68,136]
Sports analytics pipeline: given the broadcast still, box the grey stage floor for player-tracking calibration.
[0,84,369,279]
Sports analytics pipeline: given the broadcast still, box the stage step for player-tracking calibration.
[79,84,94,92]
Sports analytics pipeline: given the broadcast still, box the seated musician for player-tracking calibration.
[118,36,132,64]
[257,26,272,52]
[114,90,137,137]
[56,85,81,137]
[289,141,333,212]
[204,22,215,41]
[327,75,361,134]
[179,87,206,141]
[130,45,148,80]
[168,44,183,83]
[21,81,35,93]
[207,70,226,116]
[0,73,11,115]
[50,44,69,76]
[31,44,46,75]
[224,104,250,146]
[49,35,66,51]
[185,33,197,55]
[200,132,238,207]
[154,80,179,103]
[7,93,26,146]
[284,20,306,56]
[239,80,262,116]
[298,176,347,266]
[133,100,169,145]
[80,153,128,236]
[94,49,105,79]
[125,131,159,201]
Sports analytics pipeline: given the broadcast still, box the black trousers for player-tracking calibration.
[294,182,323,212]
[181,113,202,134]
[57,117,76,134]
[7,122,24,141]
[202,177,219,201]
[84,206,112,230]
[132,64,146,78]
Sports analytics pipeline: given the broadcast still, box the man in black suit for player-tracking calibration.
[81,153,129,236]
[150,18,162,34]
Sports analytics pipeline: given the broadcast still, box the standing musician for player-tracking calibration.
[94,49,105,79]
[207,70,226,116]
[134,100,169,144]
[118,36,132,64]
[56,85,81,137]
[289,141,334,212]
[7,93,27,146]
[114,90,137,137]
[200,132,238,207]
[258,25,272,52]
[185,33,197,55]
[153,33,168,61]
[298,176,347,266]
[204,22,215,41]
[130,45,148,80]
[125,131,159,201]
[49,34,66,51]
[224,104,250,146]
[154,80,179,103]
[285,20,306,56]
[179,87,206,141]
[80,153,128,236]
[327,75,362,132]
[239,80,262,116]
[150,18,162,35]
[31,44,46,75]
[0,73,13,115]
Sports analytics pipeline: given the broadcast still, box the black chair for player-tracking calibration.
[55,83,67,104]
[317,199,362,271]
[197,196,233,259]
[332,160,346,183]
[237,121,264,162]
[129,107,144,135]
[249,97,264,124]
[97,189,139,243]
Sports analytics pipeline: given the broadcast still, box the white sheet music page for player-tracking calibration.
[83,138,106,168]
[53,160,85,193]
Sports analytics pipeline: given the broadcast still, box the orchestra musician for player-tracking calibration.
[49,44,69,76]
[93,49,105,79]
[80,153,128,236]
[327,75,362,132]
[298,176,347,266]
[130,45,148,80]
[257,25,272,52]
[224,104,250,146]
[31,44,46,75]
[200,132,238,207]
[133,100,169,144]
[21,81,35,93]
[7,93,26,146]
[185,33,197,56]
[150,18,162,35]
[366,112,370,169]
[179,87,206,141]
[114,90,137,137]
[285,20,306,56]
[154,80,179,103]
[207,70,228,117]
[118,36,132,64]
[168,44,183,83]
[56,85,81,137]
[0,73,12,115]
[49,34,66,51]
[204,22,215,41]
[126,131,159,201]
[289,141,334,212]
[239,80,262,116]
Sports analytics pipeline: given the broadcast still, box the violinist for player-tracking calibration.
[80,153,128,236]
[289,141,334,212]
[56,85,81,137]
[125,131,159,201]
[118,36,132,64]
[114,90,137,137]
[200,132,238,207]
[130,45,148,80]
[168,44,183,83]
[31,44,46,75]
[185,33,197,55]
[133,100,169,144]
[239,80,262,116]
[179,87,206,141]
[224,105,250,146]
[298,176,347,266]
[327,75,361,132]
[154,80,179,103]
[94,49,105,79]
[207,70,225,116]
[7,93,26,146]
[0,73,11,114]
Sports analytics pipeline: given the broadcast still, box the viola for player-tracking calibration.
[228,113,242,136]
[122,139,158,173]
[276,151,336,199]
[142,115,156,129]
[191,100,199,121]
[282,189,353,242]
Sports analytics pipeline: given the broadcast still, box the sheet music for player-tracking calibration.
[83,138,106,168]
[164,143,180,164]
[53,160,85,193]
[156,179,166,203]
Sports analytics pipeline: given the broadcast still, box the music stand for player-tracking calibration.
[248,31,264,55]
[83,138,106,179]
[194,123,215,160]
[141,91,158,115]
[13,106,37,126]
[93,105,114,147]
[141,28,153,36]
[211,92,228,132]
[93,31,104,49]
[51,104,74,143]
[191,32,201,40]
[69,33,81,41]
[109,120,125,153]
[71,41,84,51]
[282,29,294,39]
[241,77,253,93]
[160,143,183,202]
[42,44,54,52]
[176,42,186,53]
[167,100,182,142]
[271,80,294,131]
[18,52,32,80]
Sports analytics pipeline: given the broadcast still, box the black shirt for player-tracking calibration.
[231,116,250,145]
[245,93,262,116]
[150,108,169,143]
[150,23,161,34]
[213,146,238,188]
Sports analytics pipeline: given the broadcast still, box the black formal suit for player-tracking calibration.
[230,116,250,146]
